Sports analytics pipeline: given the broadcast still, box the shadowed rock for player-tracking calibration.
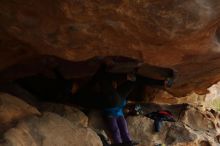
[1,0,220,96]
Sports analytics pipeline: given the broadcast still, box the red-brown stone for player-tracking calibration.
[0,0,220,96]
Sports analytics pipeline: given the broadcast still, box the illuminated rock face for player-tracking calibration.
[0,93,102,146]
[1,92,220,146]
[127,105,220,146]
[0,0,220,96]
[4,113,102,146]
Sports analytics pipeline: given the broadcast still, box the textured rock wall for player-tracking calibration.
[0,91,220,146]
[1,0,220,96]
[0,93,102,146]
[0,0,220,64]
[89,103,220,146]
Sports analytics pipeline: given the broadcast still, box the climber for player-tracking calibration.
[145,110,175,132]
[104,74,174,145]
[70,60,175,146]
[102,73,138,146]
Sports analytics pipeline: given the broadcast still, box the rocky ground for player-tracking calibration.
[0,92,219,146]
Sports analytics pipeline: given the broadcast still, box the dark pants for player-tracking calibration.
[106,116,131,144]
[154,120,162,132]
[104,81,134,144]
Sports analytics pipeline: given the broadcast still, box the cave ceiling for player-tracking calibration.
[0,0,220,96]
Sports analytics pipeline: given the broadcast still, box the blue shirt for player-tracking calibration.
[103,98,126,117]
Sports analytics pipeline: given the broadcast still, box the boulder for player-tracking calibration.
[88,110,106,130]
[180,105,220,135]
[150,90,206,105]
[41,103,88,127]
[3,112,102,146]
[0,92,40,124]
[127,105,220,146]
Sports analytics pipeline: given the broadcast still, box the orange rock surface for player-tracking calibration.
[1,0,220,96]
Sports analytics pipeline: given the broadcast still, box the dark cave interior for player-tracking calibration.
[0,56,175,109]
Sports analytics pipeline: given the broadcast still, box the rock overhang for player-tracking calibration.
[1,0,220,96]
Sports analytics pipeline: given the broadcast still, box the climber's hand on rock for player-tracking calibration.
[127,73,136,81]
